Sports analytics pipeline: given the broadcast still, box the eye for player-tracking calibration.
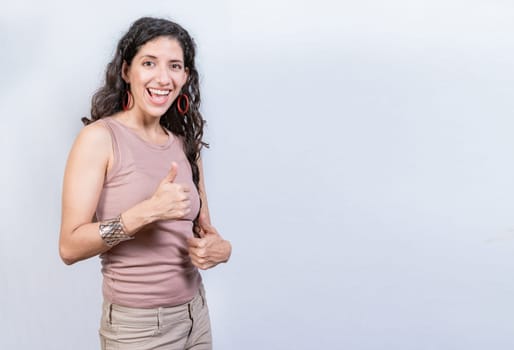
[170,63,183,70]
[142,61,155,67]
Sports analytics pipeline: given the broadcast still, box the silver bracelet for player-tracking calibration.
[99,215,134,247]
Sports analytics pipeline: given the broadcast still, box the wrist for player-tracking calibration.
[99,215,134,247]
[121,199,158,235]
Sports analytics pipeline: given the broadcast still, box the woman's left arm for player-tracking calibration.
[188,158,232,270]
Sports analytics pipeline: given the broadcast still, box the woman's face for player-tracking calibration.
[123,36,188,118]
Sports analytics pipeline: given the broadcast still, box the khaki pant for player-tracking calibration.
[99,286,212,350]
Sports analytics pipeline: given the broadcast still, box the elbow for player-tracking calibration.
[61,257,76,266]
[59,244,78,265]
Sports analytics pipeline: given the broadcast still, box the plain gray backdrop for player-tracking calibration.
[2,0,514,349]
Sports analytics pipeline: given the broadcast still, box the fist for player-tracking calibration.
[151,162,191,221]
[188,224,232,270]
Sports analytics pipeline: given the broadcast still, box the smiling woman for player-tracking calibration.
[58,17,231,350]
[121,37,188,116]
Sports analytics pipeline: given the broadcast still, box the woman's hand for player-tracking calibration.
[187,223,232,270]
[149,162,192,221]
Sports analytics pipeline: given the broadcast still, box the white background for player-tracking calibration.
[2,0,514,349]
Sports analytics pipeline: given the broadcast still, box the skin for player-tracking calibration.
[189,158,232,269]
[59,36,231,269]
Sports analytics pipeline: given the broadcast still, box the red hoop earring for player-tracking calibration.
[122,90,133,111]
[176,93,190,115]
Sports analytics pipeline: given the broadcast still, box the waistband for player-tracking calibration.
[102,285,206,328]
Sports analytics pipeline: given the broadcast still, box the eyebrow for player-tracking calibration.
[139,55,183,63]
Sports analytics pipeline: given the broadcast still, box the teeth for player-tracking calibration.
[149,88,170,96]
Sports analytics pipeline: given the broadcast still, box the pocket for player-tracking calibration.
[199,284,207,308]
[99,303,114,335]
[114,324,158,347]
[100,303,159,349]
[99,323,159,349]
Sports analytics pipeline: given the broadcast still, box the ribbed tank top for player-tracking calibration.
[95,117,201,308]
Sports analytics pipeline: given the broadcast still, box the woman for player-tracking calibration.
[59,17,231,350]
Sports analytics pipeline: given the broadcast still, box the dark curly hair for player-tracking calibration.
[83,17,208,231]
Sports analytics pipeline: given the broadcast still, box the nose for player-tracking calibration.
[156,65,171,85]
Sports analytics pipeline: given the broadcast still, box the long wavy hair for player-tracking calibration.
[83,17,208,231]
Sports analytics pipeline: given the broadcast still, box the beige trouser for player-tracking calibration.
[99,286,212,350]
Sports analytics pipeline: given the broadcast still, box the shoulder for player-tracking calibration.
[68,119,113,163]
[75,119,112,147]
[63,119,114,180]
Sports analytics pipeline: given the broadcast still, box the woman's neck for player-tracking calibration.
[113,111,169,143]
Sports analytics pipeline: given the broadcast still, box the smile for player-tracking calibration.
[147,88,171,96]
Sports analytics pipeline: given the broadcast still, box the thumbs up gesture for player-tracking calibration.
[187,221,232,270]
[150,162,192,221]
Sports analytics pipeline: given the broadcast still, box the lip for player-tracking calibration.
[145,87,172,106]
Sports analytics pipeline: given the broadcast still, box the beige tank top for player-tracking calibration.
[95,117,201,308]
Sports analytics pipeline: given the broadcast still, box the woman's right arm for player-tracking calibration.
[59,122,115,265]
[59,123,192,265]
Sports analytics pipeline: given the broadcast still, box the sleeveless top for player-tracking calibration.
[95,117,201,308]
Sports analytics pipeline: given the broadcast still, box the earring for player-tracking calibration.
[176,93,190,115]
[122,89,133,111]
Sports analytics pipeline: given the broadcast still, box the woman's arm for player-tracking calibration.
[59,123,191,265]
[188,158,232,270]
[59,123,114,264]
[197,157,212,227]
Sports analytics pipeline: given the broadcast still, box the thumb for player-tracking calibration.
[197,227,207,238]
[201,223,219,236]
[188,237,202,248]
[164,162,178,182]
